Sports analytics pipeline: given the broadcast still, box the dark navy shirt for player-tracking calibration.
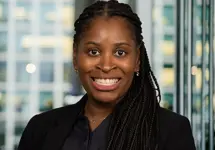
[62,114,111,150]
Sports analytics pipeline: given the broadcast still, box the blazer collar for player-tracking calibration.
[42,94,87,150]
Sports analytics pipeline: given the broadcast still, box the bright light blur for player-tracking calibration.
[191,66,198,75]
[26,63,36,74]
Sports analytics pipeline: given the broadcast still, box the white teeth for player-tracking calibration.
[94,78,119,85]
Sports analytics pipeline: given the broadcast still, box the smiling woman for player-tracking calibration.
[17,1,196,150]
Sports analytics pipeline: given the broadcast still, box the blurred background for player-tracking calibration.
[0,0,214,150]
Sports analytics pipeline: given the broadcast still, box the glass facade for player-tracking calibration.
[0,0,75,149]
[152,0,215,149]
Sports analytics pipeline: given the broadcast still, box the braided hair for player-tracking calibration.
[73,0,161,149]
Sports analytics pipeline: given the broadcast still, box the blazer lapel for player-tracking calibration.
[42,95,87,150]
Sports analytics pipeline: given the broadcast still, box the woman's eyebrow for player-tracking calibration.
[84,41,132,47]
[114,42,131,47]
[84,41,100,46]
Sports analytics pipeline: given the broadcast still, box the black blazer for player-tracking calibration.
[18,96,196,150]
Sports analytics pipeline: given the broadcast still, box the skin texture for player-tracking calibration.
[73,16,140,129]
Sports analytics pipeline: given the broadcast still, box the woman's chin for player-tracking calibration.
[92,93,120,104]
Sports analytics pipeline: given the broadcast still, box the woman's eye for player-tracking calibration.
[88,49,100,56]
[115,50,126,57]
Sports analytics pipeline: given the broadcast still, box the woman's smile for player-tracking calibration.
[91,77,121,91]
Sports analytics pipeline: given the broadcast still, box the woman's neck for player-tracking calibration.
[84,98,115,118]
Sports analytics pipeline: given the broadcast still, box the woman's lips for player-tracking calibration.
[91,78,121,91]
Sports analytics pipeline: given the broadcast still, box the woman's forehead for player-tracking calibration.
[80,16,136,43]
[89,16,132,29]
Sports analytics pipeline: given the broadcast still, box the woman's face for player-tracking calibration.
[73,16,140,104]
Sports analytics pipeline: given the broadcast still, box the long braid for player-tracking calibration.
[73,1,161,149]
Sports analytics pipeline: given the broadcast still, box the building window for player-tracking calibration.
[40,3,56,24]
[40,47,54,54]
[16,32,31,52]
[163,93,173,110]
[0,90,6,112]
[16,62,30,83]
[39,91,53,112]
[0,32,7,53]
[64,62,72,83]
[16,2,32,22]
[0,61,6,82]
[163,5,174,26]
[39,33,55,54]
[40,62,54,82]
[162,34,174,56]
[0,2,8,23]
[62,6,74,30]
[15,91,29,113]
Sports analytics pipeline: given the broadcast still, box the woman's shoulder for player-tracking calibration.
[34,104,77,121]
[158,107,190,123]
[18,99,86,150]
[33,95,87,121]
[158,107,196,150]
[158,107,192,132]
[29,99,85,126]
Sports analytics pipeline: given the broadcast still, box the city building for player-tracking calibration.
[0,0,75,149]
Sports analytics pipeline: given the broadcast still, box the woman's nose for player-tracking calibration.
[97,53,116,72]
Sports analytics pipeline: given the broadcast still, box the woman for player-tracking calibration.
[18,1,196,150]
